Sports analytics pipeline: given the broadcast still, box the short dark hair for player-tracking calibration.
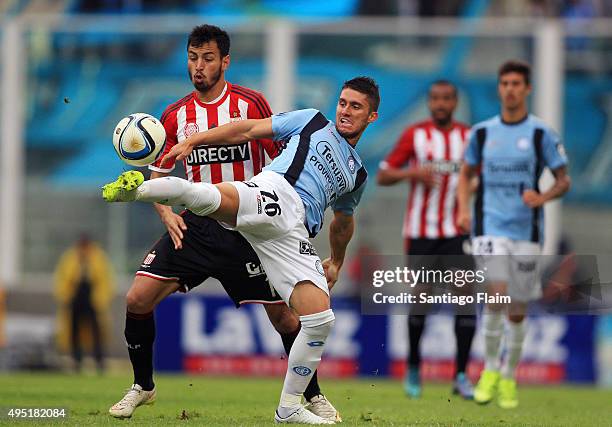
[187,25,230,57]
[498,60,531,85]
[342,76,380,111]
[429,79,458,98]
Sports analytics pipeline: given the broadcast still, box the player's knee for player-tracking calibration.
[299,309,335,339]
[266,305,300,335]
[125,288,155,314]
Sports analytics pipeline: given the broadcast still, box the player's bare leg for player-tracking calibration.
[474,281,507,405]
[109,276,180,418]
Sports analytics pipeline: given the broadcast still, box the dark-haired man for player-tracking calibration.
[103,76,380,424]
[457,60,570,409]
[109,25,338,422]
[377,80,476,400]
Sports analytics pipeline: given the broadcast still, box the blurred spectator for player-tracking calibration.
[53,235,115,373]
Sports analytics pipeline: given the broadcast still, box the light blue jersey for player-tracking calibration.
[464,114,568,243]
[265,109,367,237]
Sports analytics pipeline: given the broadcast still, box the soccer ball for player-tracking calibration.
[112,113,166,167]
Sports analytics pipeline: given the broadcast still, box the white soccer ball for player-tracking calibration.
[112,113,166,167]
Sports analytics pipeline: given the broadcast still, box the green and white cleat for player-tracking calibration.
[102,171,144,202]
[474,369,500,404]
[497,377,519,409]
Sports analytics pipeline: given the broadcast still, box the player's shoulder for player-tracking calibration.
[278,108,324,120]
[231,83,269,102]
[161,92,194,120]
[407,119,433,131]
[528,114,559,135]
[453,120,471,131]
[470,115,499,132]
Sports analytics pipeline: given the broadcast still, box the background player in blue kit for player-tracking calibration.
[457,60,571,409]
[103,76,379,425]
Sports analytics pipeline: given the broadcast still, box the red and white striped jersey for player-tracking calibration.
[380,120,470,240]
[150,82,281,183]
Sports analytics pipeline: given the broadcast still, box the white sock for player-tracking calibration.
[277,309,335,418]
[501,320,526,379]
[135,177,221,216]
[483,308,504,372]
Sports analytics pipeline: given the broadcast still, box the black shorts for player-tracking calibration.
[136,210,283,307]
[405,236,474,271]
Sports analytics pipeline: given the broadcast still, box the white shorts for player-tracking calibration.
[472,236,541,302]
[226,171,328,304]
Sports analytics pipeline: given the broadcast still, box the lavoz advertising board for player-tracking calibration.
[155,295,595,383]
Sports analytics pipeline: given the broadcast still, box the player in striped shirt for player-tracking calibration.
[109,25,337,422]
[377,80,476,399]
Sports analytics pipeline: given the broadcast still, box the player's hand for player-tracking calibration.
[412,166,438,188]
[522,189,545,208]
[457,209,471,234]
[322,258,341,290]
[160,142,194,168]
[160,211,188,250]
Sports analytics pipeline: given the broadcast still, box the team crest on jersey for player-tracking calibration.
[517,137,530,151]
[183,122,199,138]
[347,155,356,173]
[230,111,243,123]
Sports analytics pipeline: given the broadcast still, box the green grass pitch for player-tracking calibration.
[1,373,611,426]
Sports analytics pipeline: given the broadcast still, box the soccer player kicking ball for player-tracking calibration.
[103,77,380,424]
[107,24,337,422]
[457,60,570,409]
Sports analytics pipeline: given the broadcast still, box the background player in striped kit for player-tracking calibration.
[109,25,337,421]
[457,60,570,409]
[377,80,476,399]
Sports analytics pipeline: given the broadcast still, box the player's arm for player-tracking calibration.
[161,118,273,167]
[457,163,479,233]
[149,172,188,250]
[376,127,436,187]
[323,211,355,290]
[377,164,436,187]
[523,166,571,208]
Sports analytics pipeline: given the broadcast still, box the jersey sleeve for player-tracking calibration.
[463,126,483,166]
[149,106,179,173]
[331,177,367,215]
[379,127,415,170]
[271,109,320,142]
[541,127,568,170]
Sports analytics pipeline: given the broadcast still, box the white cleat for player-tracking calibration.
[275,405,335,424]
[109,384,156,418]
[306,394,342,423]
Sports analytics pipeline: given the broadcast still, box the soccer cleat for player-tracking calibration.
[102,170,144,202]
[474,369,500,404]
[403,367,421,398]
[109,384,156,418]
[452,372,474,400]
[497,377,519,409]
[306,394,342,423]
[275,406,335,424]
